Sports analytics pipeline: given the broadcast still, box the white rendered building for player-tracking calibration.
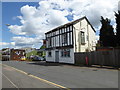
[45,16,96,64]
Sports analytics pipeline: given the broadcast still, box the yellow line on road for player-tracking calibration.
[1,64,70,90]
[29,74,69,89]
[3,64,28,74]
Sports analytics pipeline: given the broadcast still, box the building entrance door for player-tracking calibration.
[55,51,59,62]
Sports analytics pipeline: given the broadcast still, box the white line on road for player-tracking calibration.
[2,73,19,90]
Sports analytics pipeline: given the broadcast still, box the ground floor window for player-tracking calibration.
[48,51,52,57]
[61,49,70,57]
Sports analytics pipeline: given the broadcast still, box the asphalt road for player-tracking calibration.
[2,61,119,89]
[2,63,59,89]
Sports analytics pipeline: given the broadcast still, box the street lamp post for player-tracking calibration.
[6,24,11,26]
[5,24,11,60]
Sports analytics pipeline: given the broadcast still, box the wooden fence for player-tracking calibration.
[74,50,120,68]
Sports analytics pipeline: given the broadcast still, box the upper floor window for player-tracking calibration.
[23,52,25,55]
[15,51,21,55]
[81,31,85,44]
[63,33,67,44]
[67,27,69,32]
[48,38,52,47]
[70,25,73,31]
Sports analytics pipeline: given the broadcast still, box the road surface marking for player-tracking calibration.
[1,64,28,74]
[2,73,19,89]
[1,64,70,90]
[29,74,68,89]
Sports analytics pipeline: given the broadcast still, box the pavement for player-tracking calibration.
[1,61,119,89]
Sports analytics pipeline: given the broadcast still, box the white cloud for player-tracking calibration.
[96,35,100,41]
[10,42,15,46]
[0,42,16,49]
[9,0,119,33]
[118,1,120,10]
[71,0,119,27]
[7,0,119,48]
[0,42,10,46]
[11,36,43,48]
[0,42,10,49]
[8,25,26,35]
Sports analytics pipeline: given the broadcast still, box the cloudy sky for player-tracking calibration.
[1,0,120,49]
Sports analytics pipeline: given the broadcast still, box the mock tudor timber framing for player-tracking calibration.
[45,24,74,50]
[45,16,96,51]
[45,16,96,64]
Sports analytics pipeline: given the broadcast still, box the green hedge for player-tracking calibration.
[26,50,37,58]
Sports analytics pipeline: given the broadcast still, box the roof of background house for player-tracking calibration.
[45,16,96,34]
[11,49,25,51]
[20,47,36,53]
[21,47,36,50]
[2,48,10,53]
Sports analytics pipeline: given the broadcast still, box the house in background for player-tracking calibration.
[1,48,10,61]
[10,49,26,61]
[21,47,36,59]
[45,16,96,64]
[36,44,46,58]
[21,47,36,54]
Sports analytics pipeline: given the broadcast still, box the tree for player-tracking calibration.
[40,45,46,49]
[115,11,120,46]
[100,16,115,47]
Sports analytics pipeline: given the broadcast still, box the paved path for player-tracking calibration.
[2,61,119,89]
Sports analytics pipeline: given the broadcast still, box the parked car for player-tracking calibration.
[21,56,26,61]
[30,55,35,60]
[32,56,45,61]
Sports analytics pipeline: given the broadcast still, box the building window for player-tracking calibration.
[63,33,67,44]
[67,27,69,32]
[15,51,20,55]
[70,25,73,31]
[23,52,25,55]
[61,49,70,57]
[48,38,52,47]
[48,51,52,57]
[81,31,85,44]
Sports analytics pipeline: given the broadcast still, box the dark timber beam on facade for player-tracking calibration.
[46,25,73,48]
[45,45,73,50]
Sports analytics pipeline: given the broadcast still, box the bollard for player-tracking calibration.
[85,56,88,66]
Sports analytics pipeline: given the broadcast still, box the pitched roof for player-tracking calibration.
[45,16,96,34]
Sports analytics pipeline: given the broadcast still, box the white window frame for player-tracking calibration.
[48,51,52,57]
[61,49,70,57]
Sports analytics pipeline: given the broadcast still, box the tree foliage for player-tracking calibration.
[100,16,115,47]
[115,11,120,46]
[40,45,46,49]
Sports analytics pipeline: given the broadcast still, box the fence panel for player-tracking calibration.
[74,50,120,68]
